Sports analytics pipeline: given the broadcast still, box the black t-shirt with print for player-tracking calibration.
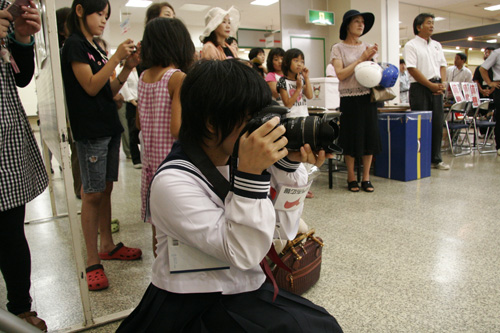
[61,32,123,141]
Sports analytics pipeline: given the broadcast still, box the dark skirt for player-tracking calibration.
[117,283,343,333]
[339,94,382,158]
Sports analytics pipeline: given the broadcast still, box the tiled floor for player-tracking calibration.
[1,144,499,332]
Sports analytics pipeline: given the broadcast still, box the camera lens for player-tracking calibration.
[318,116,342,153]
[283,117,304,150]
[283,115,342,153]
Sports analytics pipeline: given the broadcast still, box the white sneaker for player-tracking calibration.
[133,163,142,169]
[432,162,450,170]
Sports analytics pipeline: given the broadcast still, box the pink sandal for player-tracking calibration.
[98,242,142,260]
[86,264,109,291]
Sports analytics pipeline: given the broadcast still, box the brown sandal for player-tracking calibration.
[17,311,48,332]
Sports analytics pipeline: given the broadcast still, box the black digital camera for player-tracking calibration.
[243,106,342,154]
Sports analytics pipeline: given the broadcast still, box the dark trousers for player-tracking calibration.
[490,90,500,149]
[126,102,141,165]
[0,205,32,315]
[409,82,444,164]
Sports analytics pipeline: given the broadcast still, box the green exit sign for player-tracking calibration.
[307,9,334,26]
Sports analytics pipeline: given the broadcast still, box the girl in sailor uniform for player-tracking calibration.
[118,59,343,333]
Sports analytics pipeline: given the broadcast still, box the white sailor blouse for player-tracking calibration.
[149,142,308,295]
[0,0,48,211]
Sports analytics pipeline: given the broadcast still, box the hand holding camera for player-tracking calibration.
[235,106,342,175]
[115,39,136,62]
[6,0,40,41]
[124,42,141,69]
[287,144,330,168]
[237,116,289,175]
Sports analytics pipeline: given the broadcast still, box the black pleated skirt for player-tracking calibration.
[116,283,343,333]
[339,94,382,158]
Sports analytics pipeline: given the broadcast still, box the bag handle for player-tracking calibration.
[280,229,324,259]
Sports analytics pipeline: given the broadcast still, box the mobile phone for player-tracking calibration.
[7,0,31,21]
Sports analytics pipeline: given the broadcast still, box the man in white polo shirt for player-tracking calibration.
[403,13,450,170]
[479,48,500,155]
[445,52,472,102]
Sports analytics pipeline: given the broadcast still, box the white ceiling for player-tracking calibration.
[54,0,500,43]
[55,0,281,30]
[399,0,500,43]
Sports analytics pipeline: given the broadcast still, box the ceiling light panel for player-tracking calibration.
[251,0,279,6]
[125,0,152,8]
[484,4,500,11]
[179,4,211,11]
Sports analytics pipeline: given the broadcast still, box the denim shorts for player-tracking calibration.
[76,134,120,193]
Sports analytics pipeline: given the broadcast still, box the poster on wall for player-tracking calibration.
[33,0,49,71]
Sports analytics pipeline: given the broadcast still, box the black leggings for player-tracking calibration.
[0,205,32,315]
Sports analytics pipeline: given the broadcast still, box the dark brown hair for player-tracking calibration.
[141,18,194,73]
[67,0,110,35]
[145,2,175,25]
[180,59,272,146]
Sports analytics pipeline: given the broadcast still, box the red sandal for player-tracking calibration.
[86,264,109,291]
[98,242,142,260]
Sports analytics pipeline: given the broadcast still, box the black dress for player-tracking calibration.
[339,93,381,158]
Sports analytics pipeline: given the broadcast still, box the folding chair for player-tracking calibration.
[444,101,473,156]
[473,99,497,154]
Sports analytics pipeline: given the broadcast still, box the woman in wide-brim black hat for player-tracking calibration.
[330,9,381,193]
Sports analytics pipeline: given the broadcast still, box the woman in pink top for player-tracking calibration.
[138,18,194,227]
[331,10,381,193]
[200,7,239,60]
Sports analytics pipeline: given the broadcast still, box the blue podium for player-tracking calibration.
[375,111,432,181]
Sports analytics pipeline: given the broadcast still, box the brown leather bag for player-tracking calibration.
[272,229,323,295]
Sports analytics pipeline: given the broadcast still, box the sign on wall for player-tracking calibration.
[306,9,334,26]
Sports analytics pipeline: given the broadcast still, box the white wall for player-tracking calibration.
[280,0,332,77]
[351,0,400,66]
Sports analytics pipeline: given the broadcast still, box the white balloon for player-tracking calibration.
[354,61,382,88]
